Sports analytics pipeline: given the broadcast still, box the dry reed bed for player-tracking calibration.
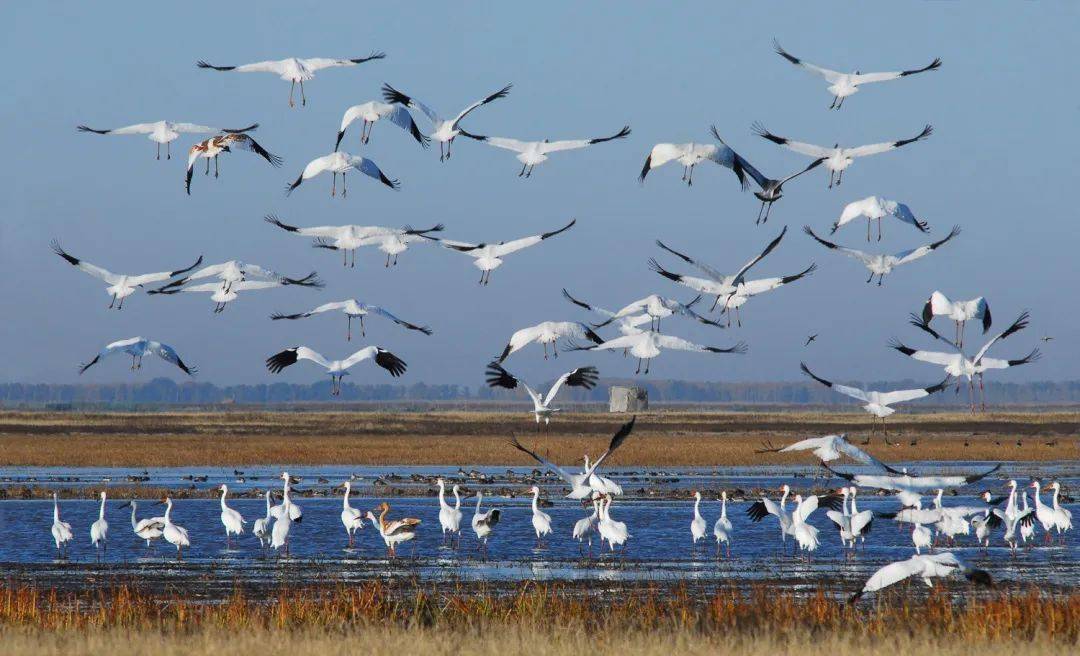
[0,411,1075,467]
[0,582,1077,644]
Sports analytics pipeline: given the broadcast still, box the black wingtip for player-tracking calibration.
[381,82,410,105]
[50,240,79,265]
[222,123,259,134]
[638,154,652,184]
[265,348,299,374]
[334,130,345,152]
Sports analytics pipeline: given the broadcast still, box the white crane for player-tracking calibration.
[823,462,1002,510]
[529,486,553,547]
[804,225,960,285]
[272,300,432,341]
[381,82,512,161]
[495,320,604,362]
[51,242,201,310]
[265,345,407,396]
[650,259,815,327]
[508,417,636,499]
[218,484,246,548]
[150,273,323,314]
[1050,481,1073,538]
[79,337,197,377]
[846,487,874,547]
[77,120,257,159]
[573,496,601,557]
[570,331,746,375]
[459,125,631,177]
[151,259,290,295]
[893,311,1039,411]
[849,553,990,604]
[755,123,932,188]
[157,497,191,561]
[648,225,790,314]
[638,127,751,187]
[921,291,992,348]
[1030,481,1061,543]
[755,434,902,472]
[270,498,293,555]
[335,101,428,150]
[589,294,723,333]
[993,480,1032,553]
[433,219,576,285]
[801,362,949,434]
[270,472,304,524]
[485,362,598,425]
[185,132,282,194]
[747,485,793,549]
[788,494,822,555]
[339,481,364,547]
[118,500,164,549]
[773,40,941,110]
[690,491,707,545]
[285,152,400,197]
[597,495,630,553]
[265,215,443,268]
[713,491,733,558]
[252,491,272,548]
[436,479,463,546]
[471,491,501,555]
[50,493,74,556]
[197,53,386,107]
[833,196,928,242]
[562,288,722,335]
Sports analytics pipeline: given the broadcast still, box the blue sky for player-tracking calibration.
[2,2,1076,387]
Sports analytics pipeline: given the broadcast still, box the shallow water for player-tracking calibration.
[2,462,1076,594]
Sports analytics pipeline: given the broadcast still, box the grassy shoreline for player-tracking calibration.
[0,582,1076,655]
[0,410,1075,467]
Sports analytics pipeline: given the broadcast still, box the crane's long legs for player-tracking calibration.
[837,96,846,109]
[867,218,871,242]
[109,295,116,309]
[360,314,365,337]
[300,80,306,107]
[205,157,210,175]
[331,172,336,197]
[214,156,219,178]
[167,142,171,160]
[341,173,347,198]
[829,96,838,109]
[837,169,844,185]
[157,143,161,160]
[757,201,766,224]
[118,295,125,309]
[866,270,874,283]
[519,163,527,177]
[289,80,296,107]
[877,218,882,241]
[346,316,352,341]
[829,170,835,189]
[687,164,695,186]
[979,374,986,412]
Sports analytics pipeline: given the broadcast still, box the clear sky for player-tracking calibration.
[2,2,1076,388]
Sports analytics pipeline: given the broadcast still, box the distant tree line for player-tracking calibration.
[2,377,1078,407]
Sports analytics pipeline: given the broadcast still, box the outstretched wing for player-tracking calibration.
[804,227,875,266]
[493,219,576,257]
[147,341,197,376]
[732,226,786,287]
[51,241,120,284]
[77,122,157,135]
[586,417,636,473]
[348,157,400,190]
[266,346,331,373]
[973,311,1030,364]
[773,40,844,82]
[891,225,959,266]
[851,58,941,85]
[507,436,580,487]
[800,362,869,402]
[449,83,513,127]
[127,255,204,286]
[753,122,833,158]
[539,126,631,154]
[228,135,283,167]
[654,240,728,283]
[846,125,933,158]
[544,366,599,406]
[301,52,385,71]
[876,377,950,405]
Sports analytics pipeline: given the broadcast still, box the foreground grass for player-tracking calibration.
[0,582,1076,654]
[0,626,1070,656]
[0,410,1076,467]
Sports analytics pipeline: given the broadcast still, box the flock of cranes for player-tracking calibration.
[47,423,1072,602]
[63,39,1042,411]
[44,38,1067,604]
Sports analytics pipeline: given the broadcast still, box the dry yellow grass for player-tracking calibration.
[0,410,1075,467]
[0,583,1076,655]
[0,627,1068,656]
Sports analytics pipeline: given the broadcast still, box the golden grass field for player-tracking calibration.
[0,410,1076,467]
[0,583,1076,655]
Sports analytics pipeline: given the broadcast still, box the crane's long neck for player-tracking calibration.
[1051,486,1060,509]
[130,504,138,529]
[1007,486,1017,513]
[264,491,272,516]
[164,500,173,523]
[343,485,352,510]
[220,487,228,509]
[1032,483,1043,507]
[532,489,540,512]
[378,506,389,530]
[452,487,461,510]
[438,482,446,507]
[475,492,483,512]
[720,495,727,519]
[99,495,106,520]
[693,494,701,517]
[53,495,60,522]
[779,489,789,510]
[849,492,858,515]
